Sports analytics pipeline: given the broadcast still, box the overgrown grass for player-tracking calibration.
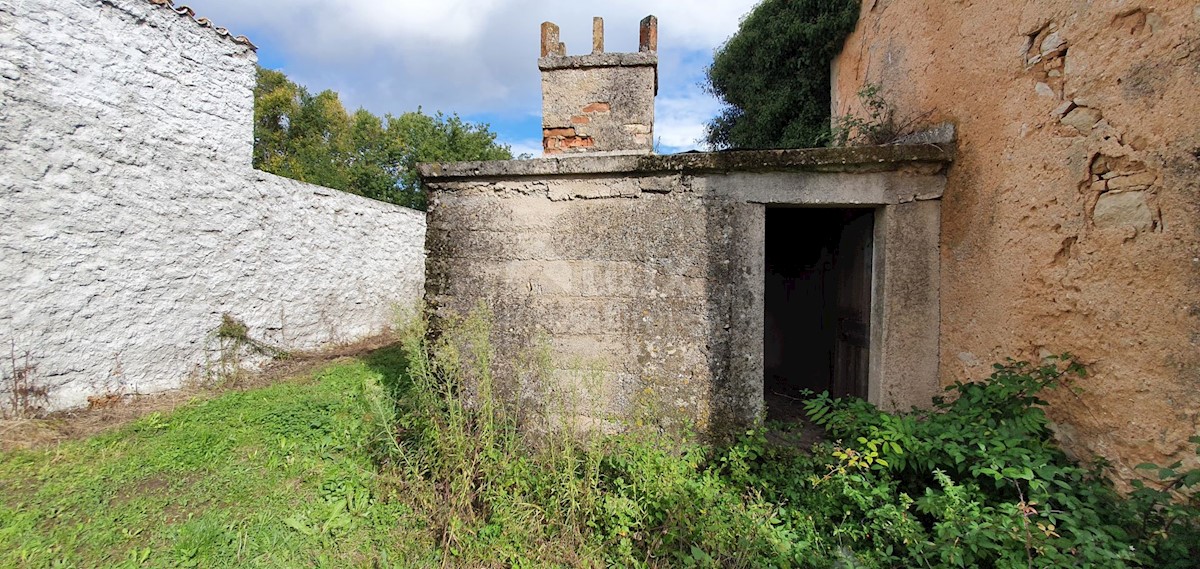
[2,311,1198,568]
[0,347,433,568]
[381,310,1200,567]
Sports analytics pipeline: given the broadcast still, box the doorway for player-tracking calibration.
[763,207,875,422]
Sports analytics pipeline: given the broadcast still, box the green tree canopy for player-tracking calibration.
[253,67,512,210]
[703,0,861,150]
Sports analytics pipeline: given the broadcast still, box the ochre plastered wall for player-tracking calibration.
[832,0,1200,479]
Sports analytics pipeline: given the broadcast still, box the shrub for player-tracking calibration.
[830,83,930,146]
[381,311,1200,567]
[800,356,1199,567]
[704,0,862,149]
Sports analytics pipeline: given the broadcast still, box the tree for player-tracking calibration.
[252,67,512,210]
[384,110,513,208]
[703,0,861,150]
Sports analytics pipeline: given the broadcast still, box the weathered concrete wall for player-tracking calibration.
[422,147,951,433]
[0,0,426,410]
[832,0,1200,477]
[425,174,715,430]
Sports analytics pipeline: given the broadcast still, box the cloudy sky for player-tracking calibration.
[183,0,761,156]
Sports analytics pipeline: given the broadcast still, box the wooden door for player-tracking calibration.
[831,211,874,399]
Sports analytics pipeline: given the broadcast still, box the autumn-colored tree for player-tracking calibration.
[253,67,512,209]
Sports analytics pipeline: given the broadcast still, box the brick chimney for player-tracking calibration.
[539,16,658,155]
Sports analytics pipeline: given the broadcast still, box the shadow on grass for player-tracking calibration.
[360,343,413,399]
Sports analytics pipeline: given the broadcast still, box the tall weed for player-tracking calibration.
[378,310,1200,568]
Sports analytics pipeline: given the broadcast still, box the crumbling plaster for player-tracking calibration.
[832,0,1200,478]
[421,146,951,431]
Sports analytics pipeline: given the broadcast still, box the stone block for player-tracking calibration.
[1106,171,1156,189]
[1061,107,1102,133]
[540,22,564,57]
[1094,190,1153,231]
[592,17,604,54]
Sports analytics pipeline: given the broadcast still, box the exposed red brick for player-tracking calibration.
[562,136,594,148]
[639,16,658,53]
[543,147,563,155]
[581,102,610,113]
[571,115,591,125]
[543,137,560,149]
[543,127,577,138]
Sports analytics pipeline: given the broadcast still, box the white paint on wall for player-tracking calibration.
[0,0,426,410]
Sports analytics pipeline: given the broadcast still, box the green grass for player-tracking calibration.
[3,324,1197,568]
[0,345,435,569]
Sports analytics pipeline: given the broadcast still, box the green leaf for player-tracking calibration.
[283,515,314,536]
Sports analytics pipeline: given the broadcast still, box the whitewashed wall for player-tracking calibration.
[0,0,426,409]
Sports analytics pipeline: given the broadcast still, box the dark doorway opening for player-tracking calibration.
[764,207,874,422]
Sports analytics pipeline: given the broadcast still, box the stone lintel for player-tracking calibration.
[538,52,658,71]
[418,143,956,181]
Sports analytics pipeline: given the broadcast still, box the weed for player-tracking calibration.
[204,313,290,387]
[3,340,47,419]
[1129,437,1200,567]
[5,316,1199,568]
[799,356,1199,567]
[830,83,931,146]
[381,311,1200,567]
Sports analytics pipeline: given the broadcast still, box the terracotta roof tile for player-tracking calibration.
[146,0,256,50]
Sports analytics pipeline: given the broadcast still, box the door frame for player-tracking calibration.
[736,199,941,415]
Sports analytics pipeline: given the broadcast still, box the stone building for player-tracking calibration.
[1,0,426,411]
[421,18,954,432]
[422,10,1199,478]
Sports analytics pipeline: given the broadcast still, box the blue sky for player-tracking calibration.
[182,1,760,156]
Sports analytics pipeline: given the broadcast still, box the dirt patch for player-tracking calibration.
[109,474,176,508]
[763,391,828,450]
[0,333,398,452]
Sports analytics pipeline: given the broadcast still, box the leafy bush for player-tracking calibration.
[798,357,1200,567]
[382,309,1200,567]
[704,0,862,149]
[1128,438,1200,568]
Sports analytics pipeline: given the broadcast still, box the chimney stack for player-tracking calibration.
[539,16,658,155]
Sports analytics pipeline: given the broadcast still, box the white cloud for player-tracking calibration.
[183,0,759,147]
[656,93,724,152]
[505,138,544,159]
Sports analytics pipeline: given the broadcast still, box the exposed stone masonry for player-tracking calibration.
[539,17,657,155]
[831,0,1199,481]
